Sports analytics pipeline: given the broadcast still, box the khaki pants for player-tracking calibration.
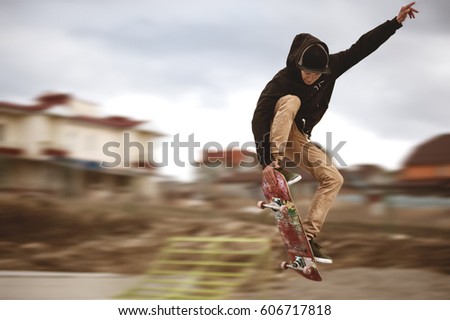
[270,95,344,240]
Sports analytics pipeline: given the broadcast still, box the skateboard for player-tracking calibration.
[257,169,322,281]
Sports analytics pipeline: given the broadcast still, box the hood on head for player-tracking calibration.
[286,33,330,76]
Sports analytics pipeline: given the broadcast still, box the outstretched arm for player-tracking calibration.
[331,3,419,78]
[396,2,419,24]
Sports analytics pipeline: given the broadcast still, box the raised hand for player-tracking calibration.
[397,2,419,24]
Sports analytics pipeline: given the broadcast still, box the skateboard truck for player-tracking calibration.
[257,200,287,212]
[257,200,277,210]
[257,200,288,220]
[281,256,315,275]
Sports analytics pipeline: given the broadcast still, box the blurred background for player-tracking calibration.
[0,0,449,299]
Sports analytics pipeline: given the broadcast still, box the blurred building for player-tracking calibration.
[0,93,163,199]
[193,148,327,203]
[196,148,261,202]
[339,164,391,193]
[397,133,450,195]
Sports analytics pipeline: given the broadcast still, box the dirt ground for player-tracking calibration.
[1,195,449,299]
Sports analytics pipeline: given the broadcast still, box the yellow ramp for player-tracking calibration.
[118,237,270,300]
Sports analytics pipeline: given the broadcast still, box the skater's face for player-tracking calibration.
[301,70,321,85]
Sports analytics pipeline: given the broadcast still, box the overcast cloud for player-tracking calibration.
[1,0,449,175]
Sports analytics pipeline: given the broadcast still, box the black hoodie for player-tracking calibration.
[252,17,403,167]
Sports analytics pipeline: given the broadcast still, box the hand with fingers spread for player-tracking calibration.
[397,2,419,24]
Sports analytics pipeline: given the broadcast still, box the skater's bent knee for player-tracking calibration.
[282,95,301,109]
[275,95,301,114]
[319,171,344,190]
[284,95,301,105]
[335,172,344,188]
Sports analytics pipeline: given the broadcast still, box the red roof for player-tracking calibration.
[0,101,54,112]
[403,134,450,166]
[0,93,145,128]
[41,148,69,157]
[72,116,144,128]
[0,147,23,156]
[36,93,71,105]
[0,93,71,112]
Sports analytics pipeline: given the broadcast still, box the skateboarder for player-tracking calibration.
[252,3,418,263]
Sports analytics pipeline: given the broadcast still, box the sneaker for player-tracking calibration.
[278,169,302,185]
[309,239,333,264]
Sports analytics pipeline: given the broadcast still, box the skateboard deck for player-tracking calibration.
[258,169,322,281]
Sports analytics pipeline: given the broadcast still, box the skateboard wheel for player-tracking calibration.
[280,261,288,270]
[302,266,312,275]
[257,201,266,209]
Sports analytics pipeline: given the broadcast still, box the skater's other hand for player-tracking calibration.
[396,2,419,24]
[263,161,280,187]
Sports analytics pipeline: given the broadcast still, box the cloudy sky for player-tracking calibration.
[1,0,449,179]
